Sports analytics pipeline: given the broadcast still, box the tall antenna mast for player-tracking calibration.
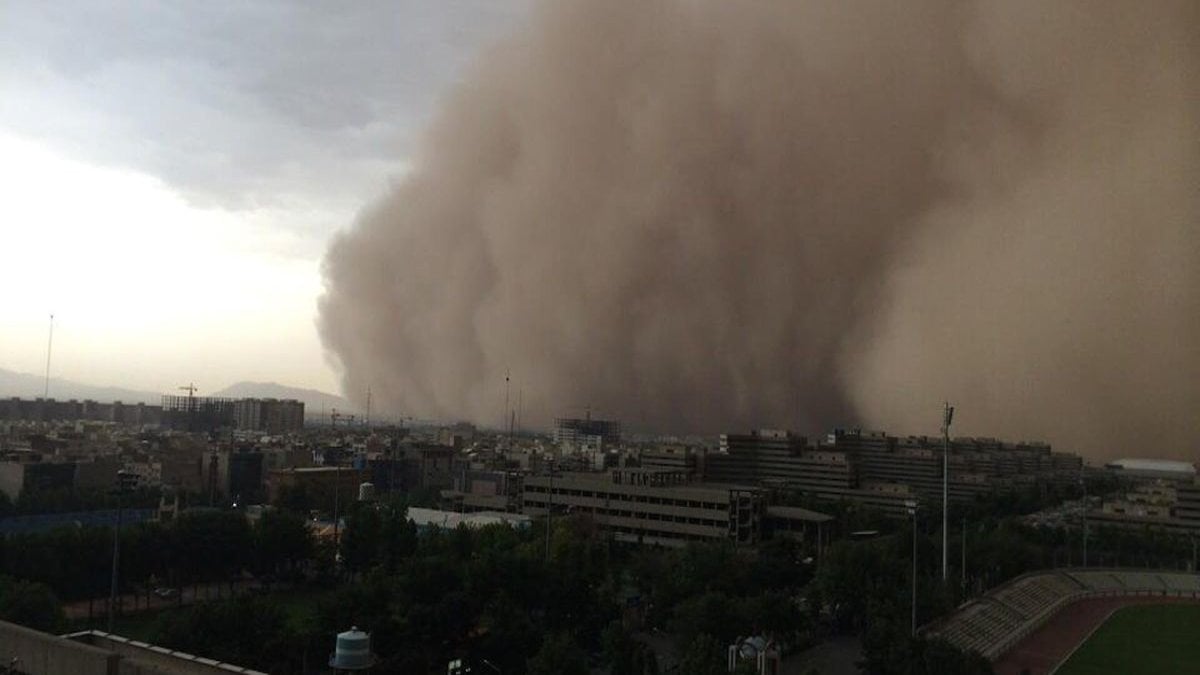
[503,369,511,435]
[941,401,954,582]
[43,313,54,399]
[365,386,372,429]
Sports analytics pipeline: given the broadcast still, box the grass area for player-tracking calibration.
[64,585,336,642]
[1057,604,1200,674]
[268,585,334,633]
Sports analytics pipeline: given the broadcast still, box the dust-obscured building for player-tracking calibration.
[554,415,621,448]
[233,398,305,434]
[161,395,236,432]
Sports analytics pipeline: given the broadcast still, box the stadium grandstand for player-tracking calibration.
[922,568,1200,661]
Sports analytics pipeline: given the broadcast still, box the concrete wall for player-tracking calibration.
[0,619,118,675]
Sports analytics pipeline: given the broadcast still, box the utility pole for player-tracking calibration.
[941,402,954,582]
[907,499,919,636]
[43,314,54,399]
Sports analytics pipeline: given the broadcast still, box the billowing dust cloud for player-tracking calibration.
[319,1,1198,459]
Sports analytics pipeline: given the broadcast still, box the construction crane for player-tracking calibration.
[177,383,199,431]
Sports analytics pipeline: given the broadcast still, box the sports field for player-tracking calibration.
[1056,604,1200,674]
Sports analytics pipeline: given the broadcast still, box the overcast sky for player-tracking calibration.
[0,1,526,396]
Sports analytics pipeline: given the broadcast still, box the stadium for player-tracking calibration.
[921,568,1200,674]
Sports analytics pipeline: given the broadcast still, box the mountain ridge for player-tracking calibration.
[0,368,354,416]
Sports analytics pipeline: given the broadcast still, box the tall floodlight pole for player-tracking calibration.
[333,449,342,568]
[43,314,54,399]
[907,499,919,636]
[503,369,511,439]
[544,459,554,562]
[1081,467,1088,567]
[941,402,954,582]
[108,470,130,633]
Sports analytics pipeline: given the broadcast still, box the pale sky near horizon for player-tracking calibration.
[0,2,526,396]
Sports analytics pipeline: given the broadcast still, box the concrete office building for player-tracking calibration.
[0,460,77,501]
[639,446,702,477]
[447,469,523,513]
[1085,478,1200,535]
[0,398,162,426]
[700,428,1081,516]
[233,398,305,434]
[522,467,829,548]
[554,416,621,448]
[200,450,265,503]
[710,430,856,492]
[1177,481,1200,524]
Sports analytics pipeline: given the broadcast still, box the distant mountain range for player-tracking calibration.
[212,381,356,416]
[0,368,355,417]
[0,367,161,404]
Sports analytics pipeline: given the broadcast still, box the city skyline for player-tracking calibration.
[3,2,1197,463]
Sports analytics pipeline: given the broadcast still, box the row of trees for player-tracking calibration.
[0,508,312,603]
[126,505,815,674]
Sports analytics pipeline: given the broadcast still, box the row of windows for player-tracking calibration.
[524,486,726,510]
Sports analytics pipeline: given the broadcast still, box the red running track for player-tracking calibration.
[994,596,1200,675]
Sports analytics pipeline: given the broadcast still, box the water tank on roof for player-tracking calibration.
[358,482,375,502]
[329,626,376,671]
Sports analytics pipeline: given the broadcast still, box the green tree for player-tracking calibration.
[602,621,659,675]
[149,597,299,673]
[527,631,588,675]
[340,503,383,574]
[0,576,64,632]
[252,509,314,578]
[676,633,726,675]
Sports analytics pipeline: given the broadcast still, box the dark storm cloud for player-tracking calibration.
[0,1,526,246]
[319,1,1199,460]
